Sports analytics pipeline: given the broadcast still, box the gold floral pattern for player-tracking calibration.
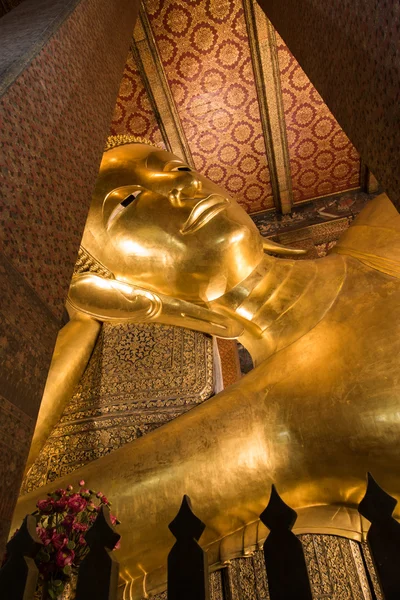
[22,323,214,493]
[275,32,360,204]
[151,536,378,600]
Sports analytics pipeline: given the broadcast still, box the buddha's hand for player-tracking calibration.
[67,273,243,338]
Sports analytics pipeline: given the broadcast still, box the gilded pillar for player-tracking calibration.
[299,535,373,600]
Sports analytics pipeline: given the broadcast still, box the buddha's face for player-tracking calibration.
[82,143,264,303]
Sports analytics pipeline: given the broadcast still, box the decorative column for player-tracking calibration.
[243,0,293,214]
[151,537,380,600]
[0,0,139,549]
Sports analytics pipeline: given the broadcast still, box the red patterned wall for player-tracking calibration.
[109,3,363,213]
[217,338,242,388]
[276,33,360,203]
[110,45,164,147]
[0,0,138,550]
[145,0,274,213]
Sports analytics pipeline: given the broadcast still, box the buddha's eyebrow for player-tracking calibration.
[145,152,192,172]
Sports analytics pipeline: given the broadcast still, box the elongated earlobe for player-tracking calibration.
[263,239,306,256]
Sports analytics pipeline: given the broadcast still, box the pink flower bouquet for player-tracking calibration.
[27,481,119,599]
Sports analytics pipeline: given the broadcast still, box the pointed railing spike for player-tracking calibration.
[260,484,298,531]
[168,495,209,600]
[261,485,313,600]
[0,514,42,600]
[168,494,206,541]
[359,472,397,523]
[84,504,120,551]
[75,505,120,600]
[358,472,400,600]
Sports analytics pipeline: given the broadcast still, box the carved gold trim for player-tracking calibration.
[105,134,160,152]
[133,4,195,166]
[243,0,293,214]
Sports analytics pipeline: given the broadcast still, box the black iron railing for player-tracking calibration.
[0,472,397,600]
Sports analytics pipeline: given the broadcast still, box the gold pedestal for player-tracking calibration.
[299,534,374,600]
[151,535,382,600]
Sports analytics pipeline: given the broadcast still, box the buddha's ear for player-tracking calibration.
[263,238,306,256]
[67,273,243,339]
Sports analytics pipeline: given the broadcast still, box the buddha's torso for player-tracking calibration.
[14,195,400,596]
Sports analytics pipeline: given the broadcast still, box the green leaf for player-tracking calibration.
[67,540,76,550]
[53,580,63,587]
[41,552,50,563]
[63,565,72,575]
[48,588,56,599]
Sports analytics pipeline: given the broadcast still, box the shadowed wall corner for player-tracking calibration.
[0,0,139,549]
[256,0,400,210]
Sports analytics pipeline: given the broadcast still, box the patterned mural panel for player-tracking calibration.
[0,0,137,317]
[23,322,214,494]
[110,41,164,146]
[152,538,375,600]
[275,32,361,203]
[0,393,34,551]
[145,0,274,213]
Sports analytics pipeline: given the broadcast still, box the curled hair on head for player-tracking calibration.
[105,135,162,152]
[74,246,114,279]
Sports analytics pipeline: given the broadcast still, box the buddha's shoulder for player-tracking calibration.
[331,194,400,279]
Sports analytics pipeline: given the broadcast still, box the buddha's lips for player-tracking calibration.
[181,194,230,234]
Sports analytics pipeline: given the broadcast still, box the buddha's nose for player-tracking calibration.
[169,174,202,207]
[183,176,202,197]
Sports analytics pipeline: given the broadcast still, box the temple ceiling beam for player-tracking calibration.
[243,0,293,214]
[133,4,195,167]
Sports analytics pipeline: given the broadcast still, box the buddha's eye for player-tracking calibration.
[107,190,141,228]
[171,165,192,172]
[121,191,140,207]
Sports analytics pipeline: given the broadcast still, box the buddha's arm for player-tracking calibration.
[15,297,400,597]
[16,260,400,598]
[16,367,277,592]
[67,273,244,338]
[25,315,101,474]
[26,273,242,474]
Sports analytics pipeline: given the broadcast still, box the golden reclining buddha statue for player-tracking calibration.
[14,136,400,597]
